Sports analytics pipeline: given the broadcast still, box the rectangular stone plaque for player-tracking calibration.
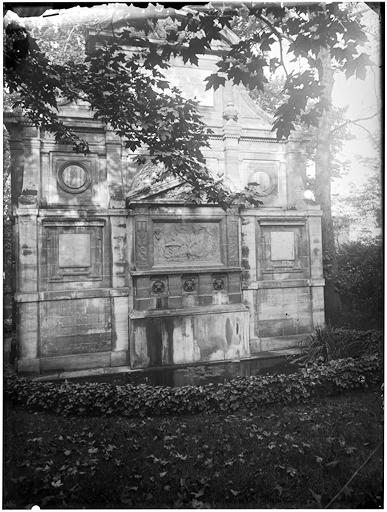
[270,231,295,261]
[59,233,91,268]
[40,297,111,356]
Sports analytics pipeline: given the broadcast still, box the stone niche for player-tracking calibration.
[129,204,250,368]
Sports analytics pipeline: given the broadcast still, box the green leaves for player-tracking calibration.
[4,2,372,197]
[4,354,382,419]
[204,73,226,91]
[344,53,374,80]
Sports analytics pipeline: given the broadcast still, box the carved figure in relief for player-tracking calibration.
[153,223,220,263]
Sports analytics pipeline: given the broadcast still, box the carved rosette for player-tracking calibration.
[151,280,166,294]
[183,278,196,293]
[213,278,225,291]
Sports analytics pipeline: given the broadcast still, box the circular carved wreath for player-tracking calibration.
[213,278,225,291]
[183,278,196,292]
[152,280,165,294]
[57,162,91,194]
[247,170,275,197]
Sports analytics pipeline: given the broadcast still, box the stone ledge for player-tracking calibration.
[245,278,325,290]
[34,350,294,382]
[241,208,323,217]
[14,288,130,303]
[14,208,129,217]
[39,351,111,373]
[131,267,242,276]
[130,303,249,319]
[250,334,309,354]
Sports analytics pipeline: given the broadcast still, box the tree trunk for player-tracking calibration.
[314,47,342,324]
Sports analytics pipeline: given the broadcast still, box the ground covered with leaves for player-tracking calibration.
[4,390,383,509]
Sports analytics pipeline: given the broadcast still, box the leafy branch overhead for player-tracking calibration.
[4,3,371,206]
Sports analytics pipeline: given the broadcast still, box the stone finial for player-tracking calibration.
[223,102,239,123]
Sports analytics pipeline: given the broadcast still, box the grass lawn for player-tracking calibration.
[4,389,383,509]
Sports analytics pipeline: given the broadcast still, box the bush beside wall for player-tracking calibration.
[5,355,382,418]
[333,239,383,329]
[295,327,383,364]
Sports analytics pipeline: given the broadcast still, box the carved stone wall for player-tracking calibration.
[5,28,324,374]
[129,203,249,366]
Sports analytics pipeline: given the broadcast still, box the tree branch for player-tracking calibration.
[255,13,291,78]
[255,12,293,43]
[330,112,380,135]
[60,26,75,60]
[352,122,379,143]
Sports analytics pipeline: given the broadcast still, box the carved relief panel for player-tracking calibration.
[153,221,222,267]
[133,208,240,270]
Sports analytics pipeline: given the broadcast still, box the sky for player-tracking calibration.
[331,5,381,195]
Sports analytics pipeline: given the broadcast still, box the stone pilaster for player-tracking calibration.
[308,211,325,327]
[17,301,40,373]
[6,127,24,205]
[111,296,129,366]
[240,215,257,284]
[285,132,306,209]
[222,88,241,188]
[110,214,128,289]
[106,126,125,208]
[19,123,40,208]
[110,212,129,366]
[17,211,38,293]
[16,210,40,373]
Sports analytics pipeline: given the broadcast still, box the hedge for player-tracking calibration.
[4,355,382,418]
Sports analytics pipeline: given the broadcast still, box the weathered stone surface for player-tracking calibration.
[270,231,295,261]
[58,233,91,268]
[40,298,112,357]
[130,308,249,368]
[6,23,325,375]
[255,287,313,338]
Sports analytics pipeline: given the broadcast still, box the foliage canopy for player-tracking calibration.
[4,3,371,206]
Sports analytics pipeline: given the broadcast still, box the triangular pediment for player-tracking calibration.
[127,176,193,204]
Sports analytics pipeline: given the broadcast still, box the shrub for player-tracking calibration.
[4,355,382,418]
[333,238,383,328]
[294,327,383,365]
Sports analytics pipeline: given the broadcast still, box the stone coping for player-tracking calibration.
[33,348,300,382]
[14,287,129,303]
[246,278,325,290]
[131,267,242,276]
[130,303,248,319]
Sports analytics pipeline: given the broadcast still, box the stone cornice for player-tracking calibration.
[209,134,281,143]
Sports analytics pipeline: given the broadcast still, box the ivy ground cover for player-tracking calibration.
[4,390,383,509]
